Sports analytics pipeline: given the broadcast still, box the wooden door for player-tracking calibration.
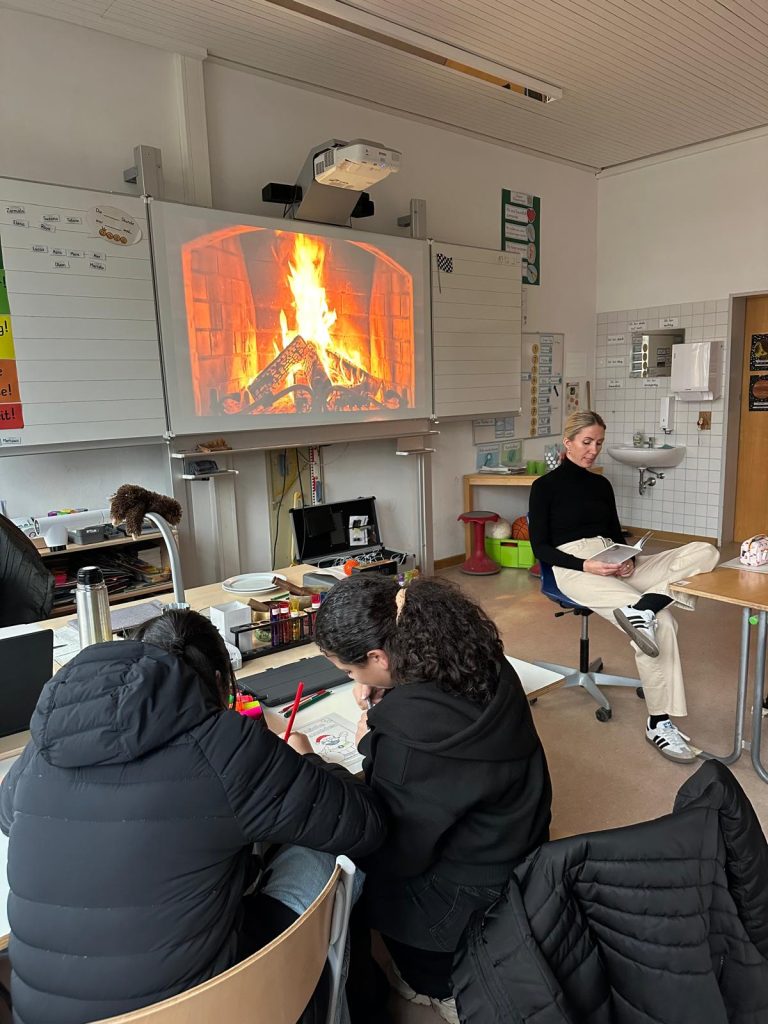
[734,296,768,539]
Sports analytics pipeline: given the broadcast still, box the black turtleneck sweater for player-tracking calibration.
[528,458,624,571]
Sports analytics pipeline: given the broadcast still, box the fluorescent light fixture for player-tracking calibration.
[265,0,562,103]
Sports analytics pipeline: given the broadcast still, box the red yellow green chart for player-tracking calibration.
[0,234,24,430]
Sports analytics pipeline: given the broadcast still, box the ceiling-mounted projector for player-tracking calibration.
[313,140,401,190]
[262,138,402,226]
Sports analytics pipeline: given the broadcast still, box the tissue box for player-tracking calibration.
[209,601,252,647]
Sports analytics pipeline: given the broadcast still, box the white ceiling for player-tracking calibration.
[6,0,768,170]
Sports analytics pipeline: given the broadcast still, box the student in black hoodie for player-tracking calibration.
[315,575,551,1023]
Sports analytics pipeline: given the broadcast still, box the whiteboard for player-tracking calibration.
[0,178,166,448]
[431,242,522,418]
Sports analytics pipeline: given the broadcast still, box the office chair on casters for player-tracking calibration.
[535,560,643,722]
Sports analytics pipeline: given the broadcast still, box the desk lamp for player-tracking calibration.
[110,484,188,610]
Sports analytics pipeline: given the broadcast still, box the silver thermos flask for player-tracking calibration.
[75,566,113,648]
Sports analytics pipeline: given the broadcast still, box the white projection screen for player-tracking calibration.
[150,202,432,436]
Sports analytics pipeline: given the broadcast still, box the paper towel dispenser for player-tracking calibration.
[671,341,722,401]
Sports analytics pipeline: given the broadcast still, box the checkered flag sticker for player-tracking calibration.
[435,253,454,273]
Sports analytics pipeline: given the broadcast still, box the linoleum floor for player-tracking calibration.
[387,547,768,1022]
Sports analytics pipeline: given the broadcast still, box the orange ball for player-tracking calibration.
[511,516,529,540]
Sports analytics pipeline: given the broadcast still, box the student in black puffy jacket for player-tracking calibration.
[315,575,552,1024]
[0,609,387,1024]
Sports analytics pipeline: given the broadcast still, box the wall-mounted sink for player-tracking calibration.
[607,445,686,469]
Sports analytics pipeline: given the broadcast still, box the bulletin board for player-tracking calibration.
[0,177,166,448]
[519,332,564,438]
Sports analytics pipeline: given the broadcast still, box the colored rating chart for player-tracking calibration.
[0,234,24,431]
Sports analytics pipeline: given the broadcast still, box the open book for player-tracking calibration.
[591,531,652,565]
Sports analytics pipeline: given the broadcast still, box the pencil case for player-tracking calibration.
[740,534,768,567]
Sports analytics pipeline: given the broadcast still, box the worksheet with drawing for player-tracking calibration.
[301,714,363,773]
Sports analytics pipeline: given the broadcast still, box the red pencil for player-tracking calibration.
[283,681,304,742]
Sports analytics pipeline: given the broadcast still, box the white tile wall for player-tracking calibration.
[595,300,728,539]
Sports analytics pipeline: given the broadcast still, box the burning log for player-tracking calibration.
[221,334,406,414]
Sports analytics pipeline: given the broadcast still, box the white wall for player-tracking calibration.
[0,9,187,200]
[0,9,186,536]
[205,62,599,559]
[596,134,768,543]
[0,444,169,521]
[597,133,768,312]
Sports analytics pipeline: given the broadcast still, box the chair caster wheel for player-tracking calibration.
[636,687,644,699]
[595,707,612,723]
[528,698,538,706]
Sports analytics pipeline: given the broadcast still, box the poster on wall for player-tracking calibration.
[748,375,768,411]
[565,381,581,415]
[0,234,25,436]
[501,190,540,285]
[519,333,564,438]
[750,334,768,372]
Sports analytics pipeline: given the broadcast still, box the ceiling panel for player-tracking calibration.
[5,0,768,169]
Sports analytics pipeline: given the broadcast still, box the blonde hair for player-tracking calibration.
[563,410,606,442]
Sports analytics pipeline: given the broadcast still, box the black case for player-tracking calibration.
[238,654,347,706]
[289,497,407,568]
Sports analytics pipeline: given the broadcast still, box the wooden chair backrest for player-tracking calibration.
[90,863,341,1024]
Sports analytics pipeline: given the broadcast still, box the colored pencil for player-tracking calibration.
[283,681,304,741]
[279,689,329,714]
[282,690,331,717]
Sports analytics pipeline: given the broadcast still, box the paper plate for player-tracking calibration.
[222,572,287,594]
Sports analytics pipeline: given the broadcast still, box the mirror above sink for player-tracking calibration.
[607,445,686,469]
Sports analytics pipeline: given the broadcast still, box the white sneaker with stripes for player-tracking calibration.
[613,606,660,657]
[646,718,696,763]
[386,960,459,1024]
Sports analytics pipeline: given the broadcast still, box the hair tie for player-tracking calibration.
[395,587,407,622]
[170,638,186,656]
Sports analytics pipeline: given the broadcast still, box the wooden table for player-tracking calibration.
[671,566,768,783]
[462,469,603,559]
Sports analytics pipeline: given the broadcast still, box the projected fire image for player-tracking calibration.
[181,226,415,416]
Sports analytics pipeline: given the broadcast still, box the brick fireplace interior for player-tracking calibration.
[181,226,415,417]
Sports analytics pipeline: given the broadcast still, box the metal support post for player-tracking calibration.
[124,145,165,198]
[395,443,435,575]
[397,198,427,239]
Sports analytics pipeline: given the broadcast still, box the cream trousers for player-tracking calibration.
[553,539,720,718]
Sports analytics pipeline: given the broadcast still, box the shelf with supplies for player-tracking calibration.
[181,469,239,481]
[39,531,177,616]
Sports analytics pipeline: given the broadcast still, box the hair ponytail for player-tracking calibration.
[315,575,503,706]
[135,609,235,710]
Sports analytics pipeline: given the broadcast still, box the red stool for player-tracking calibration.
[457,510,501,575]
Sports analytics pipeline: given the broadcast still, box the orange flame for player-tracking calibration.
[279,234,345,379]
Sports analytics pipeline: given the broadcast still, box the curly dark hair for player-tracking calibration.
[134,609,236,711]
[314,574,504,706]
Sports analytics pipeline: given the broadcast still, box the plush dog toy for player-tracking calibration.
[110,484,182,539]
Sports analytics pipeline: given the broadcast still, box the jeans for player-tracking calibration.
[260,846,364,1024]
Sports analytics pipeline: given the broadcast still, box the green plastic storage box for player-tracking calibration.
[485,538,535,569]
